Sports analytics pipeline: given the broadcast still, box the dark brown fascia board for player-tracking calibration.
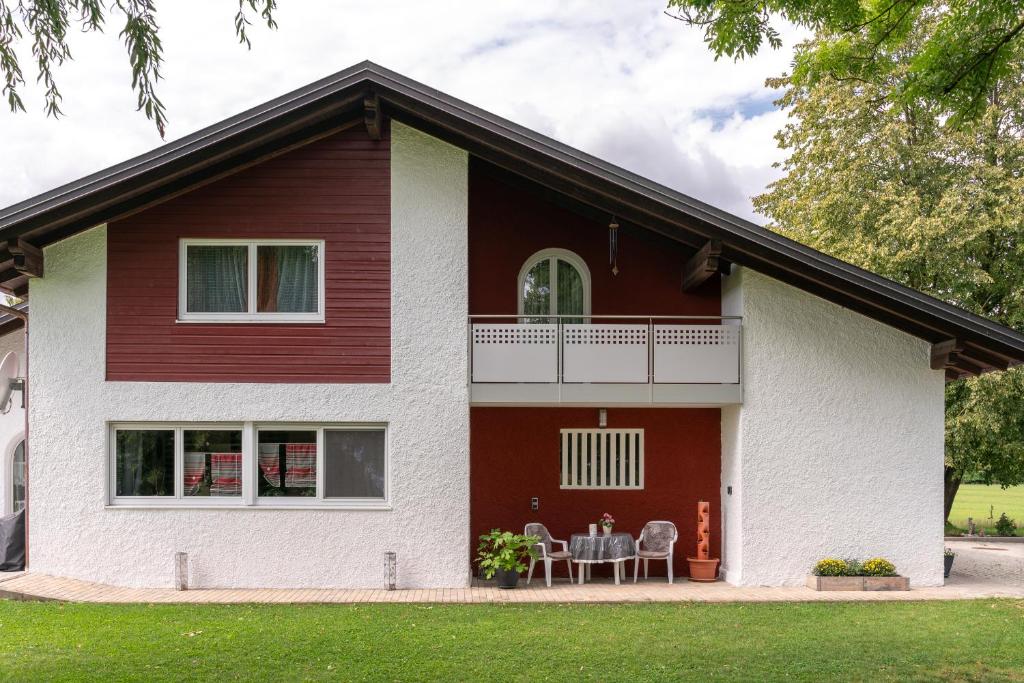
[0,66,373,241]
[361,66,1024,362]
[0,61,1022,368]
[388,106,1018,356]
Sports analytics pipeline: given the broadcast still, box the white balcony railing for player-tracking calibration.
[469,315,741,405]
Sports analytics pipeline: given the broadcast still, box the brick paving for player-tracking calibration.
[947,539,1024,588]
[1,571,1022,604]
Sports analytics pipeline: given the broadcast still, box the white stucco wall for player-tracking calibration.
[721,267,945,586]
[27,122,471,588]
[0,329,25,515]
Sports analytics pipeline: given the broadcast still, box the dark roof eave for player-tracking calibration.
[0,61,1022,370]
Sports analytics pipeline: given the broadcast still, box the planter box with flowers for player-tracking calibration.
[806,557,910,591]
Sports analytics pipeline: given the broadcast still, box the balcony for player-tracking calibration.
[469,315,742,406]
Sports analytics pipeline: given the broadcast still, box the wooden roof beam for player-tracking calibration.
[681,239,723,292]
[931,339,962,371]
[364,92,381,141]
[958,343,1014,372]
[931,338,1003,378]
[7,238,42,278]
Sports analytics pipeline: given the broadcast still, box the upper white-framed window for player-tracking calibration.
[559,428,644,490]
[107,422,389,509]
[178,238,326,323]
[517,248,591,320]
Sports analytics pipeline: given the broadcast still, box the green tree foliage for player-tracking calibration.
[666,0,1024,121]
[754,16,1024,522]
[0,1,278,137]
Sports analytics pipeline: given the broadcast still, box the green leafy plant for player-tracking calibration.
[812,558,848,577]
[994,512,1017,536]
[475,530,539,580]
[862,558,897,577]
[665,0,1024,121]
[944,547,956,558]
[843,559,864,577]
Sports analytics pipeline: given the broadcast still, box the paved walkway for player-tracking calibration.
[2,571,1023,604]
[947,539,1024,587]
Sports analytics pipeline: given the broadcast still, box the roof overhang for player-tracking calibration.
[1,61,1022,378]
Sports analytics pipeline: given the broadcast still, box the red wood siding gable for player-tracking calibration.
[468,162,721,317]
[106,126,390,383]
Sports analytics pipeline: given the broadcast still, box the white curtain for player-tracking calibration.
[187,245,247,312]
[273,245,318,313]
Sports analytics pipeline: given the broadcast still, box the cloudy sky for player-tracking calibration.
[0,0,803,222]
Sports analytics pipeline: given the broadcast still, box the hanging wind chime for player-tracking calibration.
[608,216,620,276]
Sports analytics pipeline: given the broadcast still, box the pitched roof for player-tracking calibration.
[0,60,1021,377]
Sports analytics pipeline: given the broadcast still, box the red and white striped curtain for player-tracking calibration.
[258,442,316,489]
[184,451,206,495]
[285,443,316,488]
[211,453,242,496]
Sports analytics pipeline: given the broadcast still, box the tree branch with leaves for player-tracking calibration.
[753,14,1024,521]
[666,0,1024,122]
[0,0,277,138]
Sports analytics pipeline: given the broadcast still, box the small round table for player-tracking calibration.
[569,532,637,585]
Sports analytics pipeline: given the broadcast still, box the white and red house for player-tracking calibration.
[1,62,1021,589]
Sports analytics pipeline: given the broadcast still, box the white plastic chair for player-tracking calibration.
[524,522,573,587]
[633,521,678,584]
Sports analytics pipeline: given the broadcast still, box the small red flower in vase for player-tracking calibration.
[599,513,615,536]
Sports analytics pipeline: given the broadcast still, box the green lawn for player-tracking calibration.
[2,601,1024,681]
[949,484,1024,534]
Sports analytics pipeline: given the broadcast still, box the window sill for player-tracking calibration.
[175,318,326,325]
[106,502,392,511]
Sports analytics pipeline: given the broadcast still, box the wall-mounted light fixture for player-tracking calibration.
[608,217,620,275]
[598,408,608,428]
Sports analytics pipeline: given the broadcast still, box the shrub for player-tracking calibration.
[843,559,864,576]
[994,513,1017,537]
[475,530,539,579]
[862,558,897,576]
[812,558,848,576]
[944,547,956,558]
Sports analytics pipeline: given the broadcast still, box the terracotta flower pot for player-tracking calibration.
[687,557,720,582]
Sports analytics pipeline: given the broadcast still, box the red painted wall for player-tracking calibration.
[106,126,390,383]
[470,407,721,578]
[468,161,720,317]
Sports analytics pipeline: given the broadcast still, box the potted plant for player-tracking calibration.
[475,529,539,589]
[944,547,956,578]
[599,513,615,536]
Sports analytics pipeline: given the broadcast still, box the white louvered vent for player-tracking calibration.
[559,429,644,490]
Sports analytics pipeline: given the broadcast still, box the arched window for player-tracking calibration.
[517,249,591,321]
[11,440,24,513]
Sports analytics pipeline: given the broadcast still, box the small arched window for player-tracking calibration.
[518,249,591,321]
[11,440,25,513]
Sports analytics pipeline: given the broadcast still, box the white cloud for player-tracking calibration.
[0,0,804,221]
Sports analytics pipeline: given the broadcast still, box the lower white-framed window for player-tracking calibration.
[108,422,388,508]
[559,428,644,490]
